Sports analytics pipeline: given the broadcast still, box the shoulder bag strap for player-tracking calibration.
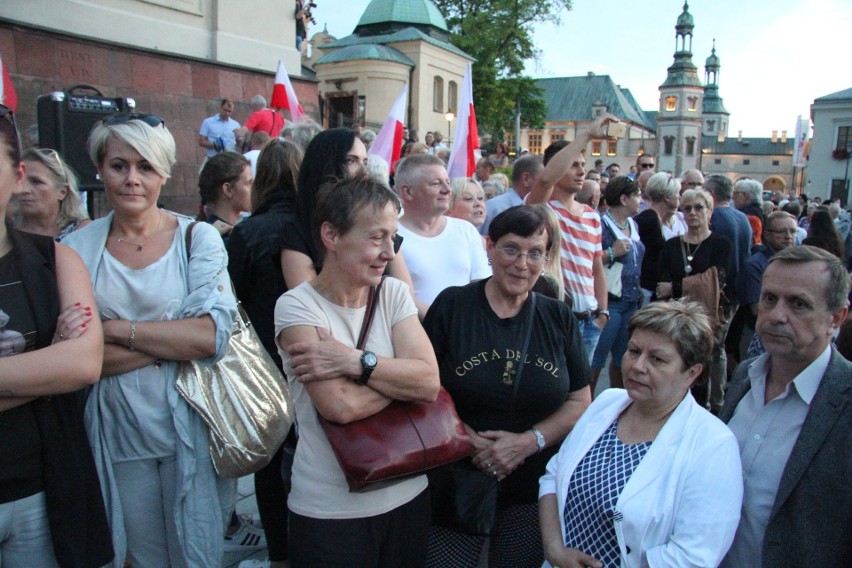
[355,276,385,350]
[509,292,537,427]
[185,220,200,261]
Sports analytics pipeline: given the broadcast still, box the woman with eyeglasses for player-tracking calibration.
[634,172,683,304]
[12,147,90,241]
[423,206,591,568]
[0,105,113,566]
[655,189,732,413]
[63,113,237,567]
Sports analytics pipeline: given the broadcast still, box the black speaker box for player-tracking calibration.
[37,85,133,191]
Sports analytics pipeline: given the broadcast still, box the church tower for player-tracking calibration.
[701,41,730,141]
[656,2,704,175]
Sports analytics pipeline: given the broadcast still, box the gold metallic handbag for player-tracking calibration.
[175,223,294,478]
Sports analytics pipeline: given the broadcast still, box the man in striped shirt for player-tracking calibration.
[528,114,617,363]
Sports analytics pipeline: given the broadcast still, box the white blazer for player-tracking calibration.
[540,389,743,568]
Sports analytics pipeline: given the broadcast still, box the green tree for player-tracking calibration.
[432,0,572,138]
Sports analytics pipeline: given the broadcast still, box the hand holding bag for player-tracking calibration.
[318,277,474,492]
[175,222,294,478]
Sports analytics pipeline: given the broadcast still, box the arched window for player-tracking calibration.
[665,96,677,111]
[447,81,458,114]
[433,76,444,112]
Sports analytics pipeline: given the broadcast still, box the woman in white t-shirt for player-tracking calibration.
[275,174,440,567]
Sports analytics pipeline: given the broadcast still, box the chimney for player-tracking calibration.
[771,130,778,143]
[781,130,787,143]
[737,130,743,142]
[587,71,595,77]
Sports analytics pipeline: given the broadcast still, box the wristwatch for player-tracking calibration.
[597,309,610,320]
[356,351,378,385]
[531,428,546,453]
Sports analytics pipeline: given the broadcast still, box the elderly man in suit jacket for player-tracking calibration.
[719,245,851,568]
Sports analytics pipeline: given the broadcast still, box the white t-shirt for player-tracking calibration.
[397,216,491,306]
[274,277,427,519]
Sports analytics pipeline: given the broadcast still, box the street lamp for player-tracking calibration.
[445,111,455,147]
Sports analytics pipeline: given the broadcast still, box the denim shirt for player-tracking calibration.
[601,213,644,302]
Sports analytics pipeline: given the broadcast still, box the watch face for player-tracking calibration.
[363,352,378,367]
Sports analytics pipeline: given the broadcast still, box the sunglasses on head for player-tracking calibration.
[102,113,165,128]
[35,148,69,181]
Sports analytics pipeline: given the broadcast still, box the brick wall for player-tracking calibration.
[0,21,318,216]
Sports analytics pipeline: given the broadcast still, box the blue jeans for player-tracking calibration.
[578,318,603,367]
[591,298,641,369]
[0,492,61,567]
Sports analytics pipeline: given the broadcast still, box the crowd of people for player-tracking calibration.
[0,101,850,568]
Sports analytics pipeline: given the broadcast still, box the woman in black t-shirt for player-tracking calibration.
[423,206,592,568]
[0,105,112,566]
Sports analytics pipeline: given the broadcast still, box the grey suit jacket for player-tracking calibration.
[720,348,852,568]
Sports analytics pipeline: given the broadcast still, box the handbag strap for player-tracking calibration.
[355,276,385,350]
[508,292,537,427]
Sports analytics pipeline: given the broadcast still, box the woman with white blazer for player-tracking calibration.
[539,301,743,568]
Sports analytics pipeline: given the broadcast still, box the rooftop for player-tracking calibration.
[536,74,654,130]
[702,137,793,156]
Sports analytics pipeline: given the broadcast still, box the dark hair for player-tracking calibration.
[198,151,250,211]
[767,245,850,311]
[0,106,21,166]
[251,138,303,212]
[802,208,845,261]
[296,128,359,224]
[542,139,569,166]
[220,98,233,107]
[603,175,639,207]
[781,200,802,218]
[313,174,401,257]
[488,205,553,251]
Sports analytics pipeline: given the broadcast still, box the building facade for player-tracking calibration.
[808,87,852,205]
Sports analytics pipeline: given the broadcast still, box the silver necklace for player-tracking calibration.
[113,212,163,252]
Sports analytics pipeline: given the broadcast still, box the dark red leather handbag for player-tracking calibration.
[319,278,474,492]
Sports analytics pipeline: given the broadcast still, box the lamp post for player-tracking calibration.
[445,111,455,147]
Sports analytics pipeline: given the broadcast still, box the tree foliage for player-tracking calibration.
[432,0,572,138]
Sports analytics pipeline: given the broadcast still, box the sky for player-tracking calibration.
[313,0,852,137]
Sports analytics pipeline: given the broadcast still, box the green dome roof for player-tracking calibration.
[676,2,694,29]
[705,43,720,68]
[357,0,448,32]
[315,44,414,66]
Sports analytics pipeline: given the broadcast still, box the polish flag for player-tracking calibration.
[368,84,407,173]
[0,56,17,112]
[270,60,304,122]
[446,63,480,179]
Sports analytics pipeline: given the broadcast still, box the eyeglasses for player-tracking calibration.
[766,228,797,236]
[102,113,165,128]
[639,162,655,169]
[683,181,702,188]
[495,246,548,265]
[682,204,706,213]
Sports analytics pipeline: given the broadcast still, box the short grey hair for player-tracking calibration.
[645,172,680,202]
[681,188,714,212]
[250,95,267,108]
[394,154,445,189]
[734,178,763,205]
[704,174,733,200]
[766,245,850,311]
[291,119,324,150]
[88,118,176,178]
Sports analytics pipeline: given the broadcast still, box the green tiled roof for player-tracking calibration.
[536,75,655,130]
[325,27,472,60]
[661,54,703,88]
[814,87,852,103]
[357,0,448,31]
[703,137,793,156]
[702,85,729,115]
[315,44,414,66]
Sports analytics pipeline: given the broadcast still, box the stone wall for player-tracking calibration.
[0,21,318,216]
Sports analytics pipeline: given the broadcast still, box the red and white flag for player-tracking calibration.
[368,84,407,172]
[0,55,18,112]
[271,60,304,122]
[446,62,480,179]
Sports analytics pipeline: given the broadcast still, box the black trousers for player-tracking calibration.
[288,487,430,568]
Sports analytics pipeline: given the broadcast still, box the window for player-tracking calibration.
[591,140,602,156]
[714,158,721,165]
[433,76,444,112]
[663,136,675,155]
[772,160,780,166]
[607,140,617,156]
[686,137,696,156]
[550,132,564,143]
[687,97,698,111]
[447,81,458,114]
[595,108,603,117]
[528,133,542,155]
[505,133,515,152]
[743,159,751,165]
[665,97,677,111]
[706,120,715,133]
[831,179,848,206]
[836,126,851,151]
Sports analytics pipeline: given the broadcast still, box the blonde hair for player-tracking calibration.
[20,147,89,228]
[449,177,481,209]
[680,188,714,212]
[530,204,566,303]
[87,118,176,178]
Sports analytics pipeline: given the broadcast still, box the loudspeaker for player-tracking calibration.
[37,85,134,191]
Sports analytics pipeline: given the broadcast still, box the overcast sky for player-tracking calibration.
[315,0,852,137]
